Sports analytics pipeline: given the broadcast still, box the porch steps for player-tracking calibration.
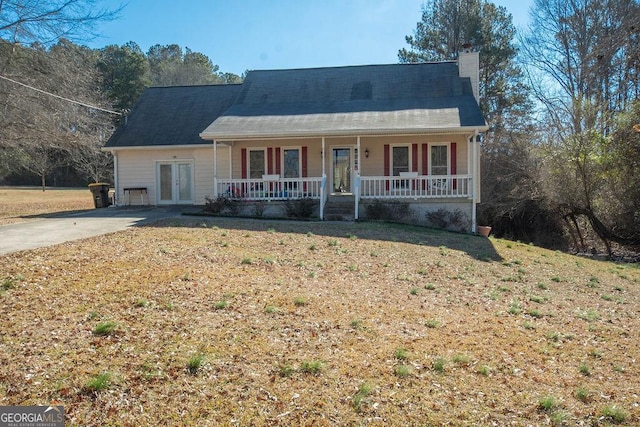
[323,195,355,221]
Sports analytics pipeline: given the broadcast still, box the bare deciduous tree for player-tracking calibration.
[522,0,640,253]
[0,0,120,46]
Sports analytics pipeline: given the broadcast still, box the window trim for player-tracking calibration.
[390,144,412,177]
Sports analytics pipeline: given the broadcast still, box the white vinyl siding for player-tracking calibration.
[115,146,227,205]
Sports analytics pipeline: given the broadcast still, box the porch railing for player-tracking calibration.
[359,175,472,199]
[217,177,323,200]
[216,175,471,201]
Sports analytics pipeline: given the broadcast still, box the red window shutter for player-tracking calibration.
[267,147,273,174]
[241,148,247,179]
[301,146,308,177]
[383,144,390,191]
[383,144,390,176]
[275,147,281,175]
[422,144,428,175]
[422,144,428,190]
[412,144,418,172]
[451,142,457,189]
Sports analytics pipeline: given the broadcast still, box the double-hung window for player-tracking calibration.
[248,149,266,179]
[283,148,301,193]
[283,148,300,178]
[392,145,411,188]
[430,145,449,192]
[430,145,448,176]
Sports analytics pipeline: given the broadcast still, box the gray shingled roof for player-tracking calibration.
[105,84,241,148]
[200,62,487,140]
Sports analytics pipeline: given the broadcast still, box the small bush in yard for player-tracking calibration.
[353,382,373,412]
[394,348,409,361]
[579,363,591,376]
[477,365,491,376]
[300,360,323,374]
[278,364,296,377]
[204,195,241,215]
[395,364,410,378]
[425,319,440,328]
[134,298,149,307]
[187,354,205,375]
[285,198,316,218]
[1,275,21,291]
[538,395,558,412]
[600,404,628,423]
[214,300,228,310]
[452,353,470,365]
[264,305,278,314]
[433,357,447,373]
[425,208,470,232]
[575,386,590,402]
[92,321,117,336]
[365,200,412,222]
[85,372,111,392]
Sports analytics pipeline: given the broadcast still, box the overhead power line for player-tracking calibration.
[0,74,122,116]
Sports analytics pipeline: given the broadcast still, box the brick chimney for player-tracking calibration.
[458,44,480,102]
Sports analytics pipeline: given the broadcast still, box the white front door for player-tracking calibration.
[158,161,193,204]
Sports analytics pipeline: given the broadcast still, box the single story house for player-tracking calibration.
[104,50,488,231]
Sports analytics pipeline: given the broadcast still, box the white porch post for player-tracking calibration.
[355,136,361,220]
[213,140,218,198]
[471,130,478,233]
[321,137,326,220]
[322,137,326,178]
[228,143,232,179]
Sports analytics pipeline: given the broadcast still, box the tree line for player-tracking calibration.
[0,37,241,187]
[0,0,638,255]
[0,0,241,187]
[401,0,640,255]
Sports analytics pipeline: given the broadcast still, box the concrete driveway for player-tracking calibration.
[0,206,191,255]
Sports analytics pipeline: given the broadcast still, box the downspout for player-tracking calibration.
[471,130,479,233]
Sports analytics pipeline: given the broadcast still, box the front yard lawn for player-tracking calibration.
[1,217,639,425]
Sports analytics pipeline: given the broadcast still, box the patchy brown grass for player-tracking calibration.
[0,190,639,425]
[0,187,94,225]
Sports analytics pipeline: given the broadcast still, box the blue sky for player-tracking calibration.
[90,0,533,76]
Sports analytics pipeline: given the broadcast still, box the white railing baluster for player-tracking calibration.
[357,175,472,199]
[218,175,472,202]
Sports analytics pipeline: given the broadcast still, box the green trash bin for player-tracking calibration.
[88,183,111,208]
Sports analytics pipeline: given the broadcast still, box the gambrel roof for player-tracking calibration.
[106,61,487,149]
[200,62,487,140]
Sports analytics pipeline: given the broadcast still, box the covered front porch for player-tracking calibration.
[210,133,481,226]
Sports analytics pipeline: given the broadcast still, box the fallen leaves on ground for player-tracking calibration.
[1,217,639,426]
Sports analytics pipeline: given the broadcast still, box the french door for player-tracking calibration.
[157,161,193,204]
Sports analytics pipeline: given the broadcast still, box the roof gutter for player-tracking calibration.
[101,143,218,152]
[199,125,489,142]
